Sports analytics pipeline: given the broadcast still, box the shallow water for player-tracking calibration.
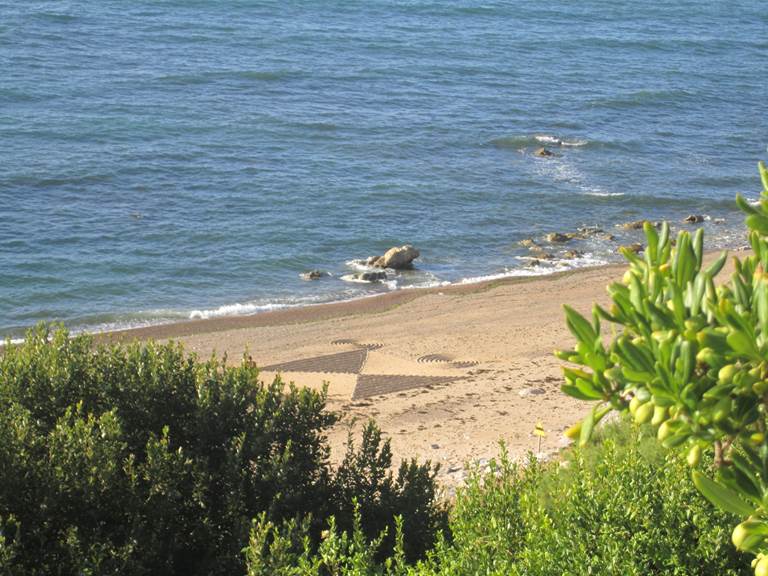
[1,1,767,338]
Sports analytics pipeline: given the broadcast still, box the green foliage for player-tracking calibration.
[334,425,447,563]
[246,422,749,575]
[0,326,443,575]
[558,161,768,572]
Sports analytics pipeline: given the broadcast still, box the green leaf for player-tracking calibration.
[736,194,758,215]
[561,384,600,401]
[574,377,603,400]
[579,408,595,447]
[563,305,597,345]
[705,251,727,278]
[692,470,754,517]
[746,214,768,236]
[727,330,761,360]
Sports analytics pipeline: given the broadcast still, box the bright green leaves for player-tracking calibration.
[558,161,768,574]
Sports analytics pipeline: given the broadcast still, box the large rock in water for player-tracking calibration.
[370,245,420,269]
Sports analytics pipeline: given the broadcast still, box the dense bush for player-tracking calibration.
[0,326,444,575]
[245,421,750,575]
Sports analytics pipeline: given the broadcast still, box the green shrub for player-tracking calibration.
[245,421,749,575]
[557,161,768,573]
[0,326,443,575]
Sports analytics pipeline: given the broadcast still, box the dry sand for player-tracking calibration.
[103,253,734,489]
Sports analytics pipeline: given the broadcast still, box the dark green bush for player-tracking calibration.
[0,325,444,576]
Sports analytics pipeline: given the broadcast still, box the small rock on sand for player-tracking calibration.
[519,387,545,397]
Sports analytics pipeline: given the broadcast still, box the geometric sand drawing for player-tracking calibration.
[417,353,453,364]
[450,360,478,369]
[417,354,478,369]
[330,338,358,346]
[331,339,383,350]
[261,348,368,374]
[353,374,459,399]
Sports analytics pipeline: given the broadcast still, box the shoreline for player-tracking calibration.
[96,261,623,345]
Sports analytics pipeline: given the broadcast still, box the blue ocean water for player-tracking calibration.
[1,1,767,339]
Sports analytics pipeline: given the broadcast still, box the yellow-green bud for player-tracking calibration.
[634,401,654,424]
[658,420,673,441]
[756,555,768,576]
[651,405,668,426]
[732,520,768,552]
[719,364,738,384]
[564,421,582,440]
[687,445,701,468]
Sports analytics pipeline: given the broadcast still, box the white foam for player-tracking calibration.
[188,296,333,320]
[345,259,375,272]
[459,255,608,285]
[583,191,625,197]
[534,134,588,147]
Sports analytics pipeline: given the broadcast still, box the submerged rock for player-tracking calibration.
[618,243,644,254]
[563,249,584,259]
[530,250,556,260]
[519,238,537,248]
[356,271,387,282]
[300,269,327,281]
[620,219,649,230]
[369,245,420,269]
[546,232,571,243]
[683,214,704,224]
[534,147,555,157]
[577,225,604,236]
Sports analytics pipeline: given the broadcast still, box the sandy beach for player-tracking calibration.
[102,254,733,488]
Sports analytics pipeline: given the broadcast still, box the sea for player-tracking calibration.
[1,1,767,340]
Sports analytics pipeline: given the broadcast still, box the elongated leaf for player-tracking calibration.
[692,470,754,517]
[727,330,761,360]
[736,194,758,215]
[747,214,768,235]
[705,251,727,278]
[658,222,670,258]
[760,160,768,193]
[574,377,603,400]
[693,228,704,270]
[561,384,600,401]
[644,221,659,263]
[564,305,597,345]
[579,408,595,447]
